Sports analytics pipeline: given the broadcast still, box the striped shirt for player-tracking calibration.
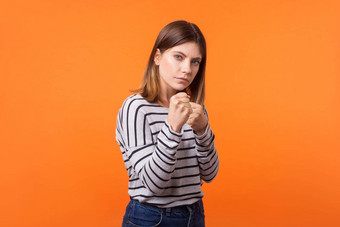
[115,94,219,208]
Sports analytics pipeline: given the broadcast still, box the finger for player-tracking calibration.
[189,113,198,122]
[189,102,201,109]
[185,103,193,113]
[189,107,200,115]
[172,93,190,104]
[186,118,193,126]
[175,92,190,99]
[179,97,190,103]
[190,102,204,114]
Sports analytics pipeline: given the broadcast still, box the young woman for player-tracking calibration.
[116,20,219,227]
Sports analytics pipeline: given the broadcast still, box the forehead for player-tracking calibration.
[166,42,202,58]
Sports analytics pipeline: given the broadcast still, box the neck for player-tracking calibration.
[157,86,176,108]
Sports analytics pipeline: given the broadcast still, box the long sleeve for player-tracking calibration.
[195,123,219,182]
[116,96,183,194]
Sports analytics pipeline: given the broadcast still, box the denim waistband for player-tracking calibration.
[130,198,202,216]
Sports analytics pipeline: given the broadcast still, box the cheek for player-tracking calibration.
[160,57,176,75]
[192,67,200,77]
[188,67,200,83]
[193,66,200,75]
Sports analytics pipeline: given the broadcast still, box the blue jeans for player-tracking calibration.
[122,199,205,227]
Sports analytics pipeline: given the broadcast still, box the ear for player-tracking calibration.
[154,48,161,65]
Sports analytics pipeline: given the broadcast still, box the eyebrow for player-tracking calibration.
[173,51,202,60]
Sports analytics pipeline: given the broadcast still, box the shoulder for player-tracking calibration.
[119,94,159,115]
[122,94,147,107]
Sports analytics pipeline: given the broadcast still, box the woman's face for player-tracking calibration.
[154,42,202,96]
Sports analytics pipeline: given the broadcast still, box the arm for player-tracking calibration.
[187,103,219,182]
[116,97,182,194]
[195,123,219,182]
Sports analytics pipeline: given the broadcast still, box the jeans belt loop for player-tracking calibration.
[165,207,171,217]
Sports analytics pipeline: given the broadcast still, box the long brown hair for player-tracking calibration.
[135,20,207,105]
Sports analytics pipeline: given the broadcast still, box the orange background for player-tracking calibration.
[1,0,339,226]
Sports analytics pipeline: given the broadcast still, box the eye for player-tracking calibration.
[192,60,201,65]
[174,55,183,60]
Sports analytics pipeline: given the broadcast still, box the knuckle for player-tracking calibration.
[179,105,185,111]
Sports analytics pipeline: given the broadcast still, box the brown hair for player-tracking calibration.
[134,20,207,105]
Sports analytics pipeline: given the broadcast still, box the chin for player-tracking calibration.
[173,86,188,92]
[173,83,190,90]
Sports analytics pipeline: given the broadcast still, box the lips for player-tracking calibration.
[175,77,189,82]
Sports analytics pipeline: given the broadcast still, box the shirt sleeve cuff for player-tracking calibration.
[164,120,184,138]
[195,123,214,147]
[195,123,210,139]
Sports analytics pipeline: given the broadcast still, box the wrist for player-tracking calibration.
[167,118,182,133]
[171,125,181,133]
[195,129,205,136]
[194,123,208,136]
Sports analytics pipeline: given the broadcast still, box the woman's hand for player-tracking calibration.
[187,102,208,136]
[167,92,193,133]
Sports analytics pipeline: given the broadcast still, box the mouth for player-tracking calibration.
[175,77,189,83]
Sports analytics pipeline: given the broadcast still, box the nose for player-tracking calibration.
[181,60,192,74]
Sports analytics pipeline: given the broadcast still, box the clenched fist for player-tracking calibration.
[186,102,208,136]
[167,92,193,133]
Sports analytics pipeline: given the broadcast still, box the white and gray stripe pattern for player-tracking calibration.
[116,94,219,208]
